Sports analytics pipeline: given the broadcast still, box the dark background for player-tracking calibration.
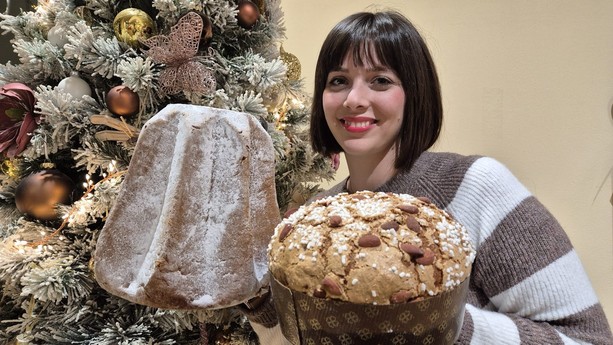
[1,0,37,64]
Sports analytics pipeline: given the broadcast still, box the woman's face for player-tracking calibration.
[323,52,405,162]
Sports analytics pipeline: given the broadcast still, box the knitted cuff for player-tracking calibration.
[239,293,278,328]
[455,307,473,344]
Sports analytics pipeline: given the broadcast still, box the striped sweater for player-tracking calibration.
[246,151,613,344]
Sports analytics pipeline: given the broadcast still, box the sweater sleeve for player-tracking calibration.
[446,157,613,345]
[248,323,291,345]
[239,292,292,344]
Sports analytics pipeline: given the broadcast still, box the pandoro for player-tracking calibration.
[94,104,279,309]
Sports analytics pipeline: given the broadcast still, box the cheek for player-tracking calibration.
[386,91,405,122]
[322,91,336,113]
[324,112,339,132]
[322,92,341,124]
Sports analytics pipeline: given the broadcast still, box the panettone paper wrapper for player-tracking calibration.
[272,278,469,345]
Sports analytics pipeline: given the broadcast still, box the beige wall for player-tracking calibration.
[282,0,613,328]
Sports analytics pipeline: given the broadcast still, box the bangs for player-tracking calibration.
[322,13,400,73]
[348,41,394,69]
[327,39,397,71]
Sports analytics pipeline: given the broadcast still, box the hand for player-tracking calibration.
[242,289,271,310]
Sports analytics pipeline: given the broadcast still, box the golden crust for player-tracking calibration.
[268,191,475,305]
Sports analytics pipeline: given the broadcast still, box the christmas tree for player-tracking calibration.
[0,0,333,343]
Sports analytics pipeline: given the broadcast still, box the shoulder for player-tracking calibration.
[425,152,533,205]
[391,152,484,204]
[396,152,532,215]
[416,152,522,188]
[457,155,529,196]
[415,151,482,177]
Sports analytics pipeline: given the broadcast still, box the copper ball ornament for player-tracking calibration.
[15,169,76,221]
[106,86,140,117]
[236,0,260,29]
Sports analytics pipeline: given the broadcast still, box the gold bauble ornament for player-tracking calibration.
[15,170,76,221]
[106,85,140,117]
[113,8,156,47]
[1,159,20,180]
[280,45,301,81]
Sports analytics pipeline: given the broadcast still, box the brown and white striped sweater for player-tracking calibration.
[246,151,613,344]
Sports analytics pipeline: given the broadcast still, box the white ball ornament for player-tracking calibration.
[47,25,69,47]
[57,75,92,99]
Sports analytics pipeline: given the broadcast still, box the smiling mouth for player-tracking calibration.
[340,118,377,129]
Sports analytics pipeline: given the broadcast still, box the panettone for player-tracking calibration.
[268,191,475,305]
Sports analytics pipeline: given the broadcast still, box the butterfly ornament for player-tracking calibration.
[144,12,216,96]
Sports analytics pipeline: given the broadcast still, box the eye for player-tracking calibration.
[327,76,347,86]
[372,76,393,85]
[370,76,397,90]
[325,75,349,91]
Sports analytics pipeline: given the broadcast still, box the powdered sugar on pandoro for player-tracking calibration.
[268,191,476,305]
[94,104,280,309]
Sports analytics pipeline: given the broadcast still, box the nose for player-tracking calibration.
[342,82,368,110]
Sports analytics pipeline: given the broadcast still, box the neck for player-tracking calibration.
[345,149,397,193]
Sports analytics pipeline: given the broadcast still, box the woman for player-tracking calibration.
[244,11,613,344]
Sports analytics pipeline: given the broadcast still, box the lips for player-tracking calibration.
[340,117,376,133]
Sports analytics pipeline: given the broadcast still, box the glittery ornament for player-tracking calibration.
[0,159,19,180]
[106,85,139,117]
[144,12,216,95]
[236,0,260,29]
[56,75,92,99]
[15,170,76,221]
[113,8,156,47]
[280,45,301,81]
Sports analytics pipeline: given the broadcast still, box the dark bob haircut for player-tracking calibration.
[310,11,443,171]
